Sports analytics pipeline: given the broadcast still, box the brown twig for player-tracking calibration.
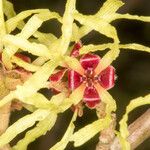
[96,103,150,150]
[96,113,116,150]
[96,103,117,150]
[110,108,150,150]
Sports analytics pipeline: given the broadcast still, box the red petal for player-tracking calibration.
[70,42,82,57]
[83,86,100,108]
[68,70,83,91]
[15,53,31,63]
[49,69,66,82]
[98,66,115,90]
[80,53,100,70]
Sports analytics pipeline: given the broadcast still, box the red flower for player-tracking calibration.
[49,42,116,108]
[68,42,115,108]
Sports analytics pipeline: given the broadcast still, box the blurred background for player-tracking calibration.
[9,0,150,149]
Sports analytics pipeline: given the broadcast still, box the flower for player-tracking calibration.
[49,42,116,109]
[68,42,115,108]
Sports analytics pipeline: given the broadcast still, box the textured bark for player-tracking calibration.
[96,102,150,150]
[96,113,116,150]
[110,109,150,150]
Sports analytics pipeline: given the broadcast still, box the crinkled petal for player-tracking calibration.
[98,66,115,90]
[59,0,76,55]
[0,109,50,147]
[65,56,85,75]
[68,70,83,91]
[71,116,111,147]
[49,69,67,82]
[80,53,100,70]
[83,86,100,108]
[70,42,82,57]
[13,113,57,150]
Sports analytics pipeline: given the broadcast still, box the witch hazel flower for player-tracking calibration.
[49,42,116,108]
[68,42,115,108]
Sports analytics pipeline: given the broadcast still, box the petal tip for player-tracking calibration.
[83,86,100,108]
[99,66,115,90]
[80,53,101,70]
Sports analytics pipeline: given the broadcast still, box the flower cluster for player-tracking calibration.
[49,42,116,108]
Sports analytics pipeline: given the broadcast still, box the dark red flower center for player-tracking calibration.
[82,68,98,87]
